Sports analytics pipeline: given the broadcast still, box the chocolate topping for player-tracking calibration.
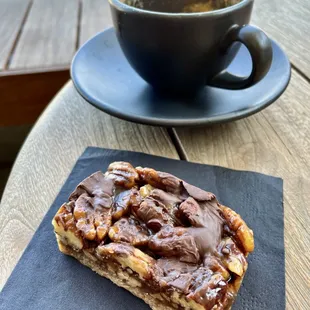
[187,268,227,308]
[133,197,173,232]
[149,189,183,209]
[55,162,254,310]
[112,188,141,220]
[156,172,183,194]
[156,258,228,308]
[149,189,183,226]
[156,258,197,291]
[203,255,230,280]
[182,182,216,201]
[178,197,203,227]
[178,196,223,254]
[108,217,150,246]
[149,226,201,264]
[69,171,114,201]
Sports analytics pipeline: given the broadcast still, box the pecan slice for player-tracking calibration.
[74,193,112,242]
[106,162,139,188]
[220,206,254,253]
[112,188,141,220]
[97,242,156,280]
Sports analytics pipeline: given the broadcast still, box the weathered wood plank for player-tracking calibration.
[174,70,310,309]
[79,0,112,46]
[0,67,70,126]
[0,0,30,70]
[0,82,178,289]
[9,0,79,69]
[252,0,310,78]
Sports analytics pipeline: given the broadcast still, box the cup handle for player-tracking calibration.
[209,24,273,89]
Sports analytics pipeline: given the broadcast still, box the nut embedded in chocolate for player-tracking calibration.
[108,217,150,246]
[52,161,254,310]
[112,188,141,220]
[149,226,201,264]
[74,193,112,241]
[133,197,174,232]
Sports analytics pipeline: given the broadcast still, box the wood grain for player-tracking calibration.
[0,67,70,126]
[9,0,79,70]
[0,82,178,289]
[79,0,112,47]
[174,70,310,309]
[252,0,310,79]
[0,0,30,70]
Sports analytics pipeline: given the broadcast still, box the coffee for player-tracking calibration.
[183,1,242,13]
[122,0,242,13]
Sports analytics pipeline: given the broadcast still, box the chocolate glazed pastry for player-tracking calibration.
[52,162,254,310]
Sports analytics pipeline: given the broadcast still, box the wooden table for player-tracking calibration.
[1,1,309,309]
[0,0,112,126]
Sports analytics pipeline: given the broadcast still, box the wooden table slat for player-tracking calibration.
[0,0,30,71]
[252,0,310,79]
[79,0,112,47]
[9,0,79,70]
[174,69,310,309]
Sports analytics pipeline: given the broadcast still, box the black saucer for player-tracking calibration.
[71,27,291,127]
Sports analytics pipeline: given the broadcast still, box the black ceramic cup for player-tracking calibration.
[109,0,273,94]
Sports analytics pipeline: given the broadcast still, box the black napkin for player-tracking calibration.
[0,147,285,310]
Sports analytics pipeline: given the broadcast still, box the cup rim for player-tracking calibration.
[108,0,252,17]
